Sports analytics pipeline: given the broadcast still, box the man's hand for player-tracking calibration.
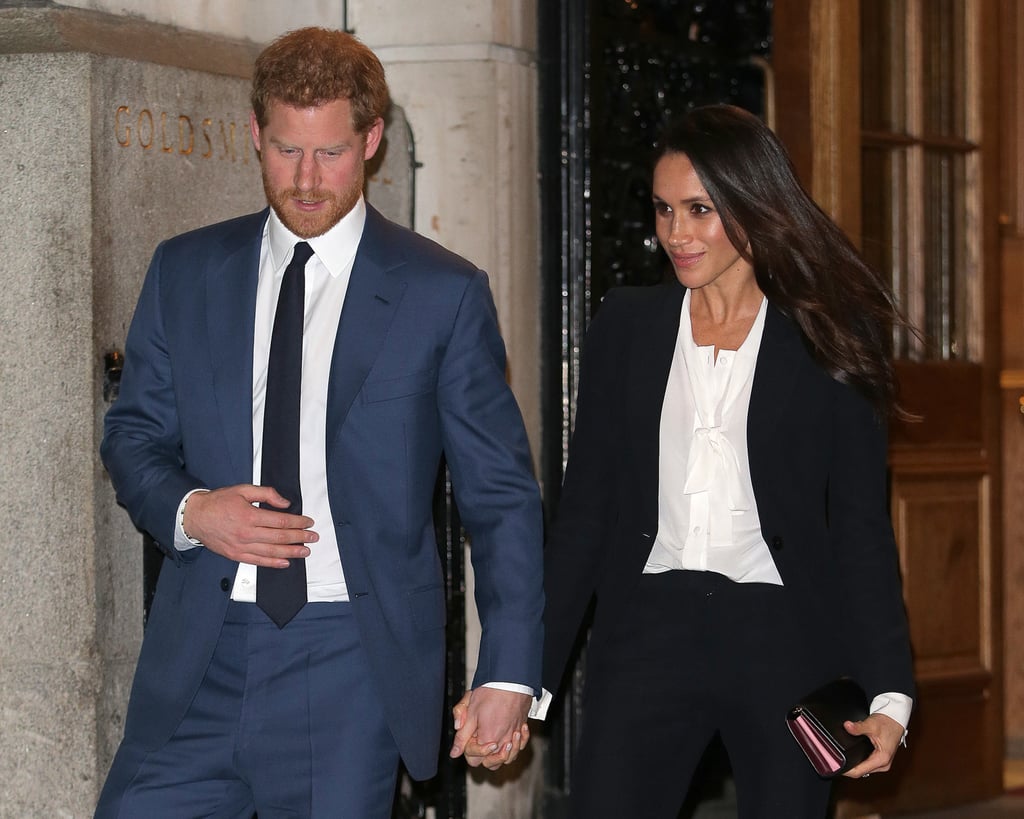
[450,688,531,770]
[183,484,317,566]
[842,713,905,779]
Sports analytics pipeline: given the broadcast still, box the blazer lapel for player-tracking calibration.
[748,304,805,469]
[325,207,407,448]
[206,212,266,483]
[626,282,685,530]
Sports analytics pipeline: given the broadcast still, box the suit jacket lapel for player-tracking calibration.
[748,304,805,472]
[626,282,685,531]
[325,206,407,450]
[206,211,266,483]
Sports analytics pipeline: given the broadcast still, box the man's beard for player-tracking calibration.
[262,170,362,239]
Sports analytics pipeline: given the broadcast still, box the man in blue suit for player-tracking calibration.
[96,27,543,818]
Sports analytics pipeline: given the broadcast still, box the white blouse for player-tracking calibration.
[644,290,782,585]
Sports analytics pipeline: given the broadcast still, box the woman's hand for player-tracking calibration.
[842,713,906,779]
[450,688,531,770]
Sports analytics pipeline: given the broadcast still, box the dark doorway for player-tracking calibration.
[537,2,772,815]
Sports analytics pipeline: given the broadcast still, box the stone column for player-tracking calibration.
[0,48,100,819]
[353,2,543,815]
[356,0,541,460]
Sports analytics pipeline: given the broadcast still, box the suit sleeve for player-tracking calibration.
[829,384,916,700]
[436,271,545,694]
[101,243,205,562]
[541,290,626,695]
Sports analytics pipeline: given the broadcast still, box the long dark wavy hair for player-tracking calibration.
[654,104,912,416]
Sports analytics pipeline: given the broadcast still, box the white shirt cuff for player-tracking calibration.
[529,688,553,720]
[869,691,913,743]
[173,488,209,551]
[480,682,550,720]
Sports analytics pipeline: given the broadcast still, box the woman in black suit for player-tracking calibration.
[541,105,916,818]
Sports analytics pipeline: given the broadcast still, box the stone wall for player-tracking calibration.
[0,50,101,818]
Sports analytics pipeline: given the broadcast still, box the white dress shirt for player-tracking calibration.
[175,200,366,602]
[233,202,365,602]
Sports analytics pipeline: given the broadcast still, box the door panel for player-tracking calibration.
[777,0,1005,813]
[895,475,988,679]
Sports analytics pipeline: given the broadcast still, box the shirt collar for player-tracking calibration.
[266,197,367,277]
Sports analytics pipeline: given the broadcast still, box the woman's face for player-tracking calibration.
[652,152,754,293]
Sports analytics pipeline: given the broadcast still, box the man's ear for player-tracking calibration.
[363,117,385,161]
[249,111,262,156]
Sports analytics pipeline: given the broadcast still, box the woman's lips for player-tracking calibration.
[670,251,704,268]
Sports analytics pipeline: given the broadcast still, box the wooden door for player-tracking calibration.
[777,0,1004,813]
[999,0,1024,775]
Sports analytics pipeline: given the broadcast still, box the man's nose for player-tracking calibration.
[295,155,319,191]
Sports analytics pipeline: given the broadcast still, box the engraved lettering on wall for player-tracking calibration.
[114,106,253,164]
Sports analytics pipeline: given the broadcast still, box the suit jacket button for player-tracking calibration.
[771,536,784,550]
[220,578,230,591]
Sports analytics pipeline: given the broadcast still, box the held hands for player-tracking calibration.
[450,688,531,771]
[182,484,317,567]
[842,713,906,779]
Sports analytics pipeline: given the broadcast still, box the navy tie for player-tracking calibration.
[256,241,314,627]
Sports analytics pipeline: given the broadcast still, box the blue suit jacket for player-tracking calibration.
[102,205,544,780]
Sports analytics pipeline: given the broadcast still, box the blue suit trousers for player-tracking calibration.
[96,602,400,819]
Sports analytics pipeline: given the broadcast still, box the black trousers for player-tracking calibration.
[570,571,836,819]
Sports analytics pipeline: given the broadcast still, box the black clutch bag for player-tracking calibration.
[786,678,874,777]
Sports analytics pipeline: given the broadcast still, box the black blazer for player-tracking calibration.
[542,281,915,702]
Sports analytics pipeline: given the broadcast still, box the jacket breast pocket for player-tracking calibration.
[407,584,446,631]
[362,368,436,404]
